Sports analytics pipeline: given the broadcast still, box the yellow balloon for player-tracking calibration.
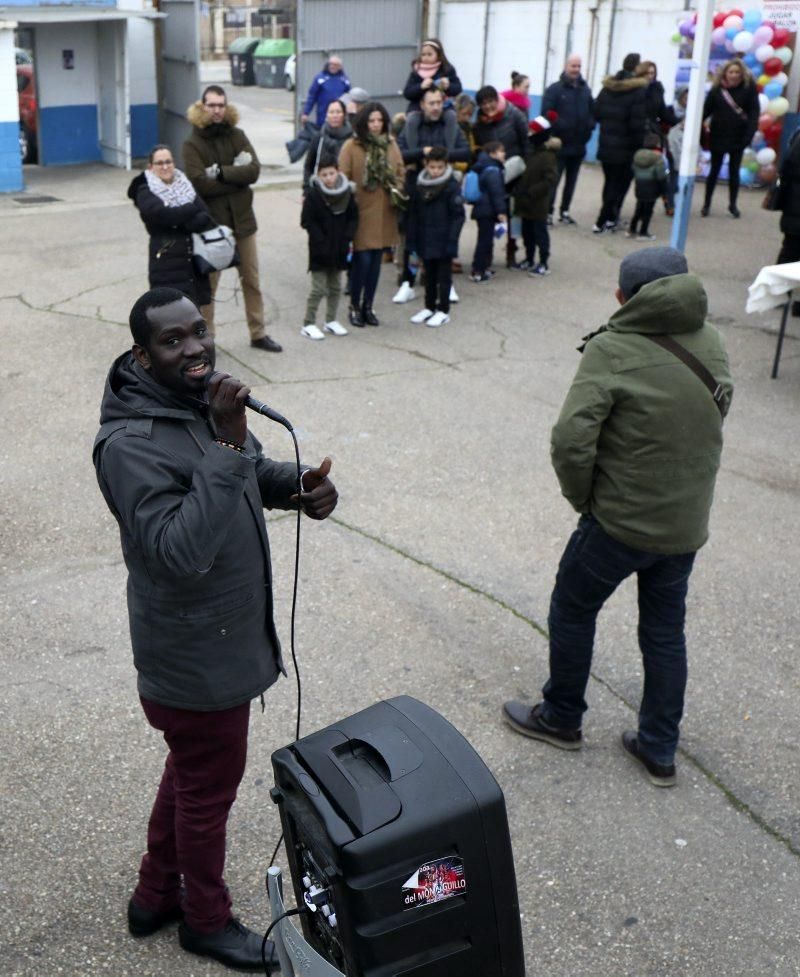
[758,73,770,86]
[768,96,789,117]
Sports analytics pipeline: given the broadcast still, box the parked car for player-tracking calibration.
[284,53,296,91]
[17,63,37,163]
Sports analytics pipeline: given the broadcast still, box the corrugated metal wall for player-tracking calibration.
[160,0,201,167]
[296,0,423,118]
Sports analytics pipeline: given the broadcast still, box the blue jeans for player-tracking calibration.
[542,515,696,765]
[350,248,382,308]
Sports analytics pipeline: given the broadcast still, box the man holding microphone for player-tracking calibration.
[93,287,337,970]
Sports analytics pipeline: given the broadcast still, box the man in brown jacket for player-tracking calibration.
[184,85,282,353]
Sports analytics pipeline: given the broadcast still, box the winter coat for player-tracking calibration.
[93,353,299,711]
[402,63,463,113]
[777,130,800,235]
[513,142,561,221]
[127,172,214,306]
[301,174,359,271]
[643,80,677,137]
[405,168,465,260]
[303,121,353,189]
[542,74,595,157]
[500,88,531,117]
[398,111,472,167]
[702,82,760,154]
[632,147,667,202]
[551,273,733,555]
[473,100,529,160]
[338,137,405,250]
[593,72,649,165]
[286,121,319,164]
[302,66,351,127]
[183,101,261,239]
[470,152,506,221]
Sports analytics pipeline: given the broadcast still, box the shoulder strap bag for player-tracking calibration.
[192,224,240,275]
[645,334,725,417]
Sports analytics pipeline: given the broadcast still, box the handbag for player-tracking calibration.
[389,185,410,211]
[503,155,526,184]
[192,225,239,275]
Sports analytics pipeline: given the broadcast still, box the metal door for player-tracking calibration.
[160,0,200,167]
[97,20,131,168]
[295,0,423,122]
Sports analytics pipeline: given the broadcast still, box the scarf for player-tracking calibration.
[416,60,442,80]
[416,164,453,202]
[501,89,531,114]
[144,168,196,207]
[309,172,354,214]
[481,93,508,124]
[361,134,398,192]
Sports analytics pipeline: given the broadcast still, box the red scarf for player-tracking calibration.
[481,93,508,123]
[501,89,531,113]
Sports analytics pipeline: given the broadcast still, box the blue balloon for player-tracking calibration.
[764,81,784,99]
[743,9,762,31]
[726,26,739,39]
[739,166,755,185]
[751,131,766,148]
[744,53,760,68]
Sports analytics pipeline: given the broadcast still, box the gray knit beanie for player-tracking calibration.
[619,247,689,299]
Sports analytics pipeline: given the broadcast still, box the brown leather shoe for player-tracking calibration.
[250,335,282,353]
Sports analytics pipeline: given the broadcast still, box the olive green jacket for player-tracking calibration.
[551,273,733,554]
[183,102,261,238]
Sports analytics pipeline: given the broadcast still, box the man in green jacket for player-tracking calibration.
[184,85,282,353]
[503,248,733,787]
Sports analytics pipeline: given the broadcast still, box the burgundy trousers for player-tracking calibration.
[132,697,251,932]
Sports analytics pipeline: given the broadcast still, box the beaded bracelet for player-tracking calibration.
[215,437,245,453]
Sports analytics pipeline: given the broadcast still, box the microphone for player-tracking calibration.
[208,372,293,431]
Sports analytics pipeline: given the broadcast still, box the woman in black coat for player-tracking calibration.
[635,60,678,212]
[303,99,353,190]
[701,58,759,218]
[127,144,215,305]
[402,38,462,113]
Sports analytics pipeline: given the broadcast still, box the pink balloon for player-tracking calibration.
[712,25,728,45]
[752,24,773,45]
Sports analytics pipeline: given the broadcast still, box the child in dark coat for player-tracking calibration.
[405,146,465,327]
[627,132,668,240]
[300,156,359,339]
[513,117,562,275]
[468,141,507,282]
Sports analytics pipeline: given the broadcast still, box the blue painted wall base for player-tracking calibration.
[40,104,100,165]
[670,175,695,252]
[131,103,158,158]
[0,119,23,192]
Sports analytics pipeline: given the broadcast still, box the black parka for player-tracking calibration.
[300,175,359,271]
[93,353,298,711]
[127,173,214,306]
[405,169,465,260]
[594,72,649,165]
[302,121,353,189]
[702,82,759,155]
[542,74,595,157]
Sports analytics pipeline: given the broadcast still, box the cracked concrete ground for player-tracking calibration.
[1,95,800,976]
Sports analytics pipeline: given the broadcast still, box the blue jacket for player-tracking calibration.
[542,74,595,157]
[470,152,506,221]
[303,65,351,127]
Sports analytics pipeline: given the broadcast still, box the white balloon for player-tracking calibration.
[755,43,775,62]
[775,45,793,65]
[768,96,789,117]
[732,30,754,52]
[756,147,777,165]
[774,71,789,88]
[759,92,769,112]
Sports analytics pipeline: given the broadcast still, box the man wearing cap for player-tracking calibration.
[502,248,733,787]
[343,87,370,120]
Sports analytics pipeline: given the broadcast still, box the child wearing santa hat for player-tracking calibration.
[512,113,562,275]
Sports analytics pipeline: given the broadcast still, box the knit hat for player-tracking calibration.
[619,247,688,298]
[528,110,558,135]
[344,87,370,108]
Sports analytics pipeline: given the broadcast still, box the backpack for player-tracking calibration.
[463,169,481,204]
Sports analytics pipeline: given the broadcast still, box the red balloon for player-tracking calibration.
[764,57,783,76]
[729,7,743,16]
[758,112,773,132]
[766,123,783,147]
[772,27,790,46]
[713,11,728,27]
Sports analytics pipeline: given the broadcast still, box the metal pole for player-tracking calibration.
[604,0,618,76]
[543,0,555,91]
[670,0,714,252]
[480,0,490,87]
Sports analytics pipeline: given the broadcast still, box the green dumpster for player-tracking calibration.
[253,39,296,89]
[229,37,260,87]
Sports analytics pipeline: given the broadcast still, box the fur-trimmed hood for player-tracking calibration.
[187,100,241,130]
[601,73,649,94]
[308,172,355,213]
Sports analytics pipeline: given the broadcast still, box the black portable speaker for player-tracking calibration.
[270,695,526,977]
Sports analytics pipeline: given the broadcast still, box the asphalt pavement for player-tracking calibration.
[1,68,799,977]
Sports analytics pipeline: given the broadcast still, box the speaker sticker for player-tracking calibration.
[402,856,466,910]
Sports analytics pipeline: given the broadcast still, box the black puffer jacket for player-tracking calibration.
[643,80,677,136]
[473,100,529,159]
[303,121,353,189]
[779,131,800,235]
[300,174,359,271]
[594,72,648,164]
[127,172,214,306]
[513,140,561,221]
[93,352,299,711]
[702,82,759,154]
[405,168,465,260]
[542,74,595,156]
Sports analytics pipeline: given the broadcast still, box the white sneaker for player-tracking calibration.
[393,281,416,303]
[449,285,459,303]
[410,308,434,323]
[323,320,348,336]
[300,324,325,341]
[427,311,450,327]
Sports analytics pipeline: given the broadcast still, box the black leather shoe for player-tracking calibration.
[728,204,741,218]
[250,335,283,353]
[501,701,582,750]
[127,898,183,937]
[700,204,709,217]
[348,305,364,327]
[179,918,280,971]
[621,730,676,787]
[361,306,379,326]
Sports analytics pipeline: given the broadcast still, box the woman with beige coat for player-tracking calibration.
[338,101,405,326]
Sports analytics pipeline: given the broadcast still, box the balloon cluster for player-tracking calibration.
[674,7,793,184]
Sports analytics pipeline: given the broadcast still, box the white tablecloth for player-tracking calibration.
[746,261,800,314]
